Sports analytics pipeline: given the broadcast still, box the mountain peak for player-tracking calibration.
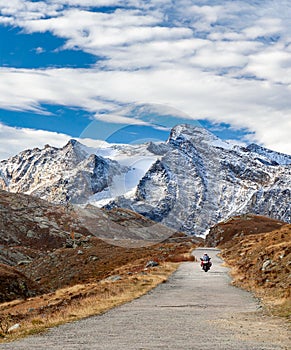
[107,124,290,235]
[64,139,82,148]
[169,124,208,136]
[168,124,233,150]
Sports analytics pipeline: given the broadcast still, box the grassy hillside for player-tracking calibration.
[208,215,291,318]
[0,189,198,341]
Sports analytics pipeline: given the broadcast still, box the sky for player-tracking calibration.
[0,0,291,160]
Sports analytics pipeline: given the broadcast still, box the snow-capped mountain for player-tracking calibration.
[106,124,291,235]
[246,143,291,166]
[0,139,160,205]
[0,124,290,236]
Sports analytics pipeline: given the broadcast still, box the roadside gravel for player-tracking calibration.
[1,248,289,349]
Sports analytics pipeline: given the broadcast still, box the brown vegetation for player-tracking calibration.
[0,189,197,341]
[0,262,182,342]
[205,214,286,247]
[0,264,41,303]
[209,215,291,318]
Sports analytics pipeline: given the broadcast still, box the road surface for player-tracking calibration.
[0,248,289,349]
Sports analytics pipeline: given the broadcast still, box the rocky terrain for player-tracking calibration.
[0,140,130,204]
[0,265,39,303]
[0,189,198,342]
[0,188,289,343]
[0,189,75,267]
[0,189,197,304]
[205,214,287,247]
[206,215,291,317]
[1,124,290,237]
[108,124,291,235]
[1,249,290,349]
[0,139,161,206]
[0,125,289,343]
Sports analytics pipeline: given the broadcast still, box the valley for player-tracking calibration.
[0,124,290,344]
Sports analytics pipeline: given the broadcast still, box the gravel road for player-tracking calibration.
[1,248,290,349]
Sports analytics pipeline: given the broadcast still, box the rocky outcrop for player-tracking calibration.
[0,264,39,302]
[220,223,291,308]
[0,189,79,266]
[246,143,291,166]
[0,140,128,204]
[107,124,291,235]
[0,189,188,301]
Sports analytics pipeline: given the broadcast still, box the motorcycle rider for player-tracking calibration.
[200,253,212,268]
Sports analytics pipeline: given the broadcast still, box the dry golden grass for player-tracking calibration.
[166,253,195,263]
[0,188,197,342]
[220,224,291,320]
[268,299,291,318]
[0,263,178,343]
[228,265,291,319]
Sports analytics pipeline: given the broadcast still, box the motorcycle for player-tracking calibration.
[200,258,212,272]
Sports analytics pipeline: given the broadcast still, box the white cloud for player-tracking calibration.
[190,46,246,69]
[244,45,291,84]
[0,0,291,155]
[99,38,207,69]
[94,113,150,126]
[187,5,223,31]
[50,0,121,5]
[1,65,291,154]
[0,67,119,112]
[243,114,291,155]
[243,18,283,40]
[34,46,45,54]
[0,123,71,160]
[0,0,62,21]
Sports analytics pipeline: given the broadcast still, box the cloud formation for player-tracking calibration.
[0,123,71,160]
[0,0,290,153]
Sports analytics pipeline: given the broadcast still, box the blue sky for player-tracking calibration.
[0,0,290,159]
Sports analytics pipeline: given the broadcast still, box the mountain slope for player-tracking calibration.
[0,140,130,204]
[0,140,160,206]
[0,125,290,236]
[107,124,291,235]
[246,143,291,166]
[0,189,195,304]
[217,218,291,317]
[205,214,287,247]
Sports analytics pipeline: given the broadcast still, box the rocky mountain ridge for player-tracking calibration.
[0,140,129,204]
[107,124,291,235]
[0,124,290,235]
[0,139,162,207]
[246,143,291,166]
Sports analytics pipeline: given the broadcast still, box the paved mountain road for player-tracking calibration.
[1,248,290,349]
